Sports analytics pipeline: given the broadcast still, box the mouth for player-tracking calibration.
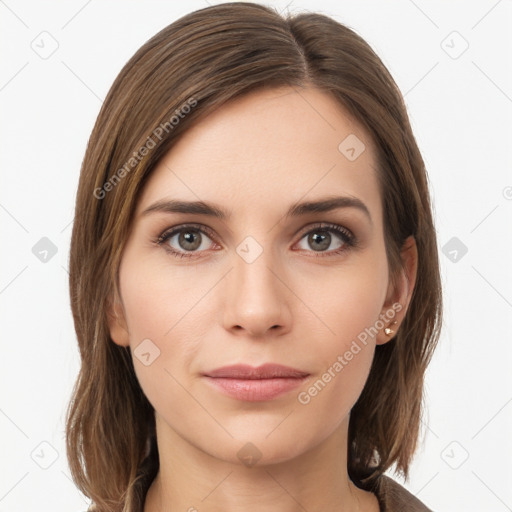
[201,363,310,401]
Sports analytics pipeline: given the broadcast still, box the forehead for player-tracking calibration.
[136,86,381,224]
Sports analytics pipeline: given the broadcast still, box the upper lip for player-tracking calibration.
[203,363,309,379]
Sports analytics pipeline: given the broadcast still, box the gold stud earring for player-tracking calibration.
[384,321,398,336]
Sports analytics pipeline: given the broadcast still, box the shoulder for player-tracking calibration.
[372,475,434,512]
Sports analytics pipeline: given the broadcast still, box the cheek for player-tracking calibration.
[294,294,380,434]
[119,254,210,344]
[117,256,217,409]
[293,248,388,349]
[291,253,388,416]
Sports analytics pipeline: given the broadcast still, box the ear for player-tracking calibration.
[106,290,130,347]
[376,235,418,345]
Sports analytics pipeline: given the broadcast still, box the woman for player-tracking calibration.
[66,3,442,511]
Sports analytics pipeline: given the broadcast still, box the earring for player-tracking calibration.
[384,321,398,336]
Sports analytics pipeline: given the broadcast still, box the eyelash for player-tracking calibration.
[153,222,358,260]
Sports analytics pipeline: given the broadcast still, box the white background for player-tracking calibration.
[1,1,511,511]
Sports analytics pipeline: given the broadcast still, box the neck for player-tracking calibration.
[143,413,378,512]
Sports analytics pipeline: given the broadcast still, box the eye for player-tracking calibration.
[294,223,356,257]
[155,224,218,259]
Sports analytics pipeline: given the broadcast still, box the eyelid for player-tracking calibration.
[295,222,353,241]
[156,222,217,245]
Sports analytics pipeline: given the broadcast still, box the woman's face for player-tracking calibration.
[109,86,412,466]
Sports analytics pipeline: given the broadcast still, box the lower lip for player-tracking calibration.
[203,376,309,401]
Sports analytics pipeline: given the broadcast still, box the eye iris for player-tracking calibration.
[179,230,201,251]
[309,231,330,251]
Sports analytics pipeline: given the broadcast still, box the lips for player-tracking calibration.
[202,364,310,401]
[202,363,309,379]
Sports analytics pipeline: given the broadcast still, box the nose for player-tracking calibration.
[222,244,292,338]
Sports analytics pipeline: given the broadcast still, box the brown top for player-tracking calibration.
[369,475,434,511]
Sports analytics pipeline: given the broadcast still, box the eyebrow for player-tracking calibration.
[141,195,372,224]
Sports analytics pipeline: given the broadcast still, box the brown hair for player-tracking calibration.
[65,2,442,510]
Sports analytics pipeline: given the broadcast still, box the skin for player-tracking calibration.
[108,86,417,512]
